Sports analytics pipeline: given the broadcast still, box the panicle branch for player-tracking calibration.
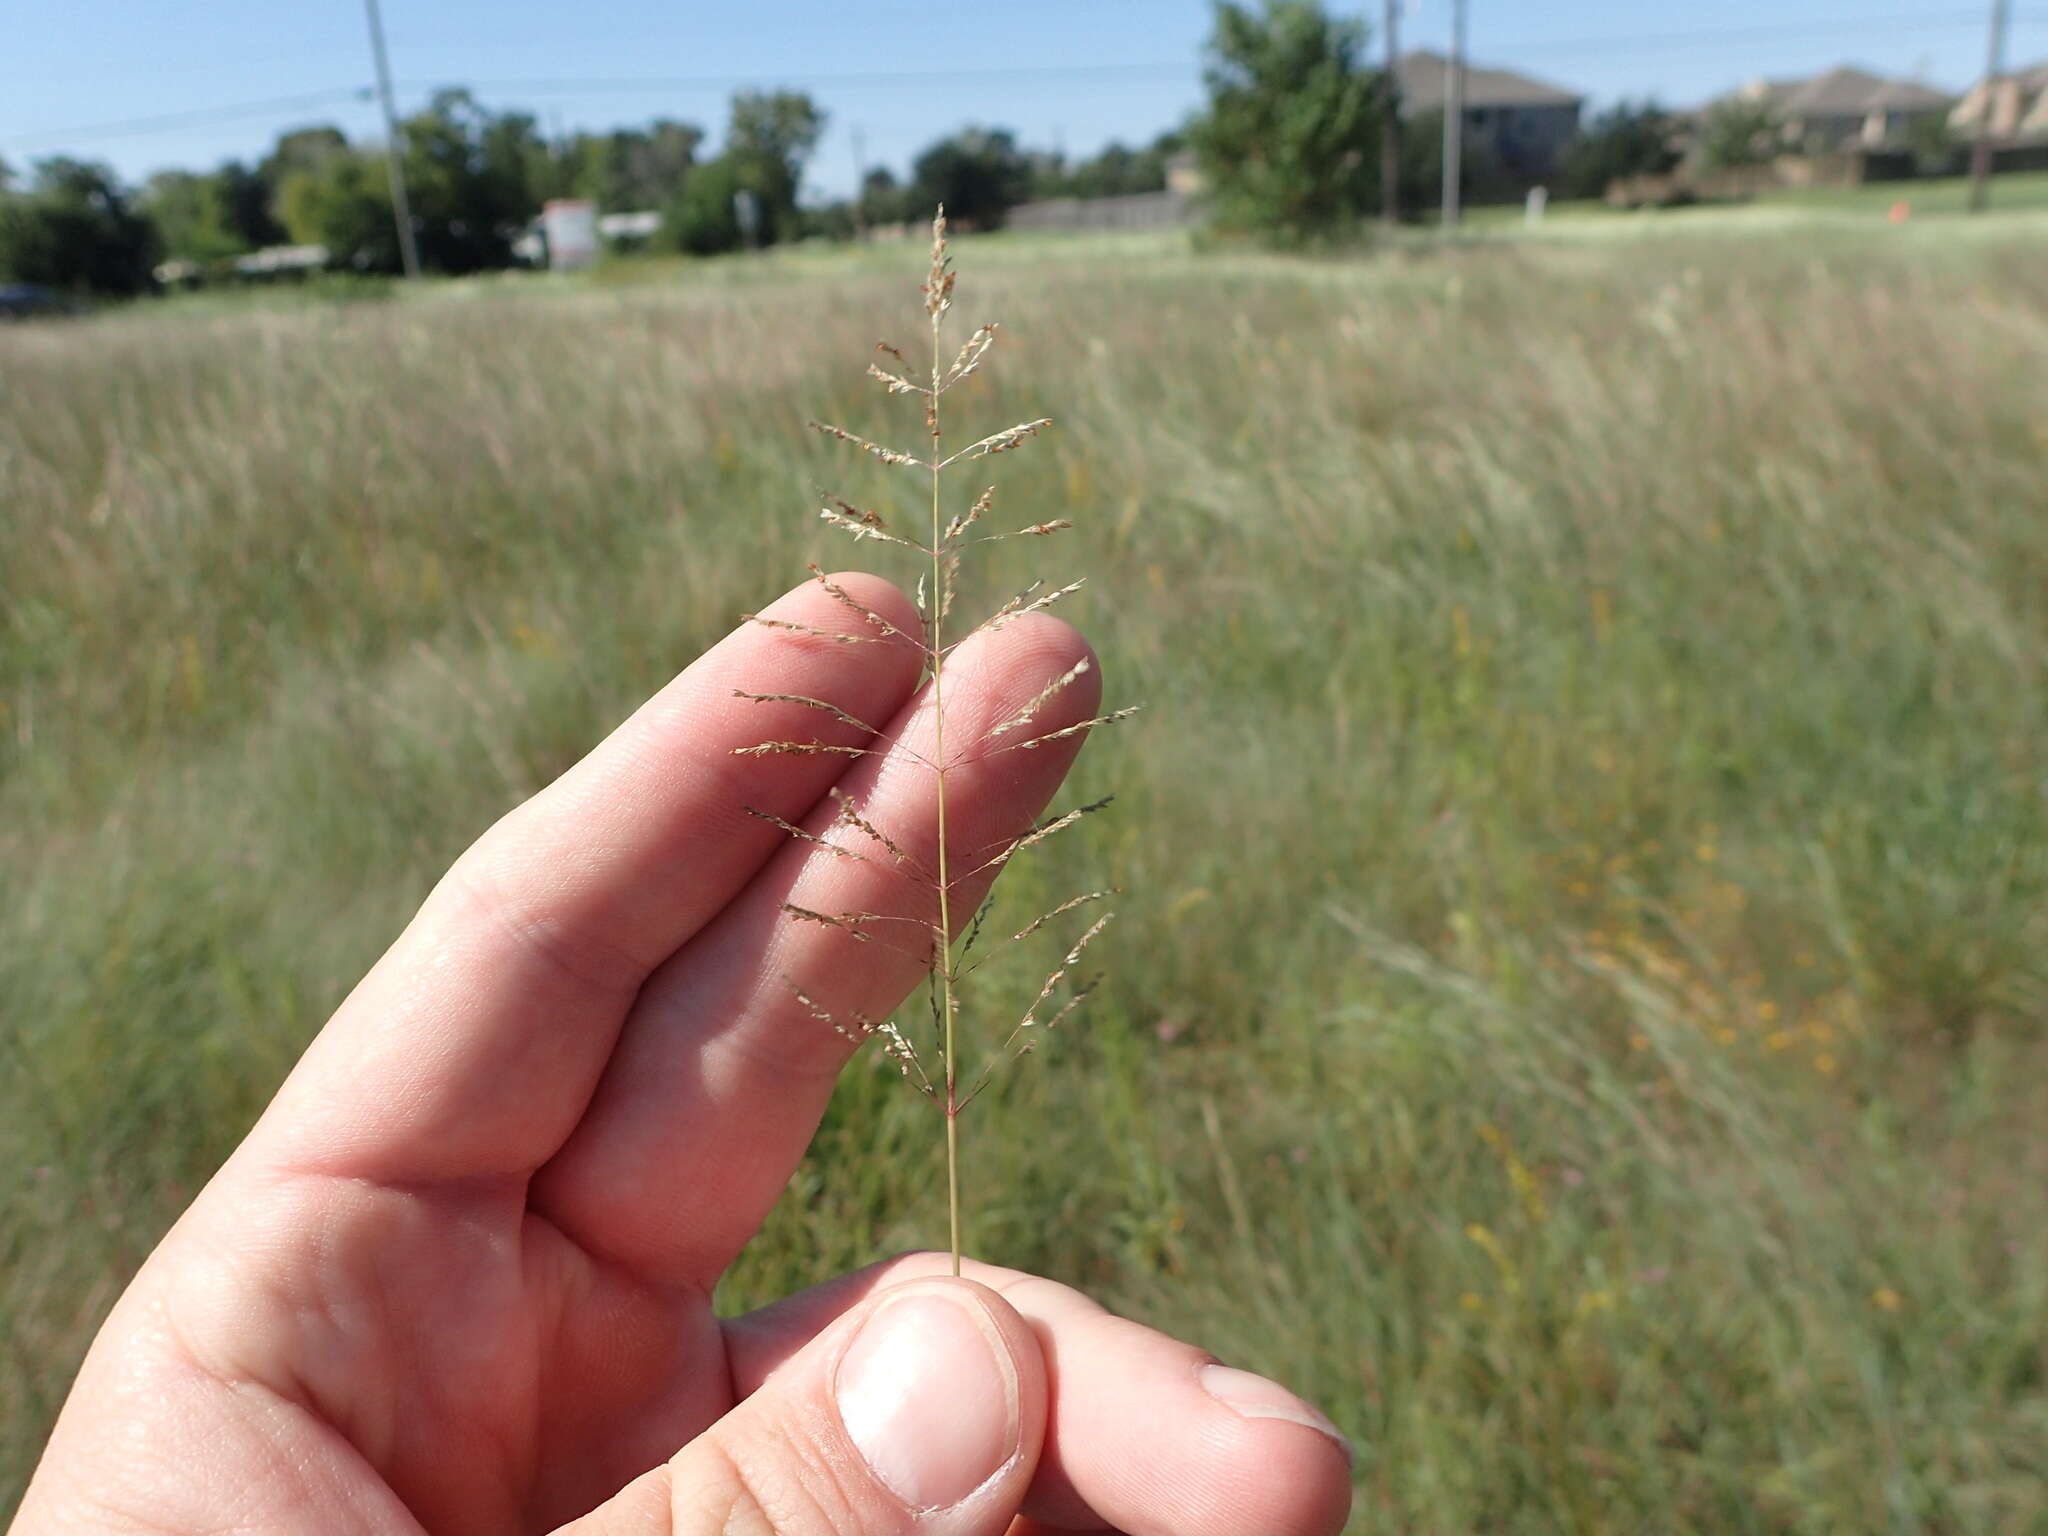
[941,418,1054,468]
[743,805,864,861]
[830,787,930,878]
[740,612,891,646]
[807,420,928,469]
[806,565,920,643]
[732,688,881,736]
[959,796,1116,883]
[821,501,928,552]
[1010,705,1143,751]
[944,486,996,541]
[973,579,1087,641]
[988,658,1092,740]
[944,325,998,388]
[867,362,927,396]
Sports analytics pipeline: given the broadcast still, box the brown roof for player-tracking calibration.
[1721,65,1950,118]
[1397,50,1582,112]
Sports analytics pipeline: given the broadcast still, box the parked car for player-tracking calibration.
[0,283,76,321]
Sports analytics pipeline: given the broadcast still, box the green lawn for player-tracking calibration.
[4,217,2046,1529]
[1459,169,2048,229]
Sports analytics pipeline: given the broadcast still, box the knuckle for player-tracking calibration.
[680,1425,872,1536]
[435,843,649,998]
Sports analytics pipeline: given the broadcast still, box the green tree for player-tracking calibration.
[662,92,825,254]
[725,90,824,243]
[1697,98,1781,170]
[217,161,286,249]
[1057,130,1186,199]
[559,120,703,211]
[266,99,551,274]
[261,126,352,189]
[1559,100,1680,199]
[857,166,908,227]
[1189,0,1384,241]
[277,148,395,269]
[398,90,539,272]
[909,127,1032,229]
[665,153,745,254]
[622,120,702,208]
[143,170,241,261]
[146,161,289,263]
[0,157,161,296]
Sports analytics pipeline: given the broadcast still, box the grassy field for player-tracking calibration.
[4,215,2047,1530]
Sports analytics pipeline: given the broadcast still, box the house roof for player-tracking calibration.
[2012,59,2048,93]
[1722,65,1950,118]
[1397,50,1582,112]
[1954,60,2048,139]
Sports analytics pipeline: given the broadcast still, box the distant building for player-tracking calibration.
[598,210,662,241]
[1711,66,1951,151]
[1949,61,2048,144]
[1396,50,1584,178]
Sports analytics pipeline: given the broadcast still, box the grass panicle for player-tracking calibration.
[735,209,1126,1274]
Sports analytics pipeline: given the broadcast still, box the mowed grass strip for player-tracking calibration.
[3,223,2045,1530]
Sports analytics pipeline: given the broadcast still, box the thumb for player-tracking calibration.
[559,1278,1047,1536]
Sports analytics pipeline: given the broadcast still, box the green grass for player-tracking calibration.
[4,217,2047,1531]
[1763,168,2048,215]
[1462,170,2048,229]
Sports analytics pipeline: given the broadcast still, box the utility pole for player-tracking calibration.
[362,0,421,279]
[850,126,868,241]
[1968,0,2010,213]
[1440,0,1466,228]
[1381,0,1401,225]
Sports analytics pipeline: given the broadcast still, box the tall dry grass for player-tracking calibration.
[3,221,2046,1529]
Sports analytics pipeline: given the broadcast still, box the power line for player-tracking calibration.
[436,61,1199,95]
[0,87,374,150]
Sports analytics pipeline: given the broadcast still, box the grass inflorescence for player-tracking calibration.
[735,210,1131,1274]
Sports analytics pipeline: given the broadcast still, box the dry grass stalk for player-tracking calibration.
[734,208,1130,1274]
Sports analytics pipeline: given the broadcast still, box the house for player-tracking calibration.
[1949,61,2048,143]
[1712,66,1951,151]
[1396,50,1584,178]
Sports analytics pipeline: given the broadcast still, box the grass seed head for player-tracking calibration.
[755,207,1126,1271]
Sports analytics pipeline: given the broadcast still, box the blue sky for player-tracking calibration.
[5,1,2045,197]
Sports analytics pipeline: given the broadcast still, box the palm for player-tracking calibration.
[264,1193,725,1531]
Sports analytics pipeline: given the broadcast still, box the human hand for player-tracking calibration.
[14,575,1352,1536]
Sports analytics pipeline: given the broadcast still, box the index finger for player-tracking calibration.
[250,573,924,1184]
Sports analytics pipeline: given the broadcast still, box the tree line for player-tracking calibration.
[0,81,1184,296]
[2,1,1689,298]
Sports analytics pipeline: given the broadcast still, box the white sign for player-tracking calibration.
[542,199,600,271]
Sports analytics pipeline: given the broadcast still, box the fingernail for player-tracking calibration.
[1199,1364,1354,1463]
[836,1288,1020,1512]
